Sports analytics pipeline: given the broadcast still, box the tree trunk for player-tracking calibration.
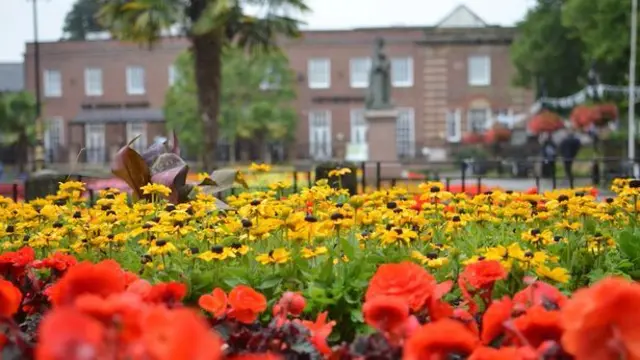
[192,33,223,172]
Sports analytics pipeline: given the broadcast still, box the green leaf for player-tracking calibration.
[339,235,355,260]
[349,308,364,323]
[616,230,640,265]
[257,277,282,290]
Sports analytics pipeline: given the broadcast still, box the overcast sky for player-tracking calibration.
[0,0,534,62]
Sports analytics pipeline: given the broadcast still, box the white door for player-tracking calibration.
[350,109,367,144]
[309,110,332,160]
[126,122,147,153]
[44,117,64,162]
[85,124,105,164]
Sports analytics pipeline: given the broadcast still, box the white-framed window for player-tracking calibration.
[44,117,64,162]
[126,122,147,153]
[168,65,177,86]
[397,108,415,158]
[349,109,367,144]
[468,108,490,133]
[43,70,62,97]
[391,57,413,87]
[126,66,145,95]
[349,58,371,88]
[446,109,462,143]
[468,56,491,86]
[85,123,105,164]
[84,68,103,96]
[308,110,332,160]
[308,58,330,89]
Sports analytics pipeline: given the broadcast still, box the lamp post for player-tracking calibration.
[629,0,638,178]
[32,0,45,172]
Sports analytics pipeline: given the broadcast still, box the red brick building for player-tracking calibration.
[22,5,533,165]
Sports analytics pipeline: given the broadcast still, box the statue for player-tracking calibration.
[365,37,392,110]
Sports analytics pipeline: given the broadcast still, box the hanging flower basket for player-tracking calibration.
[528,110,564,134]
[462,133,484,145]
[571,103,618,129]
[483,125,512,144]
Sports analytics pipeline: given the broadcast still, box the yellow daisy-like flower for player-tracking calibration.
[58,181,86,193]
[328,168,351,177]
[256,248,291,265]
[250,163,272,173]
[301,246,328,259]
[535,265,570,284]
[147,239,177,256]
[141,183,172,197]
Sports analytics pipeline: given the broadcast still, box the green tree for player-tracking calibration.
[510,0,586,97]
[63,0,104,40]
[97,0,308,171]
[164,48,297,162]
[562,0,635,85]
[0,92,37,172]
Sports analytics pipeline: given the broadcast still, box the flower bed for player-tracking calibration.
[1,178,640,359]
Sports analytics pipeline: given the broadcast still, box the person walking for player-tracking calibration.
[541,134,557,179]
[559,129,582,188]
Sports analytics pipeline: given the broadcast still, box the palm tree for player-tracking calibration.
[0,92,37,173]
[97,0,309,171]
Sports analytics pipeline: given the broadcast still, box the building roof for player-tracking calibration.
[435,4,487,28]
[72,108,164,124]
[0,63,24,92]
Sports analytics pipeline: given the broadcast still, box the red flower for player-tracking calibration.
[451,308,479,336]
[73,292,145,343]
[459,260,507,314]
[144,281,187,306]
[126,279,153,298]
[199,288,228,318]
[31,252,77,272]
[403,319,480,360]
[274,291,306,317]
[227,285,267,324]
[469,346,534,360]
[366,262,437,312]
[481,296,513,345]
[47,260,127,307]
[0,246,35,279]
[511,306,563,348]
[296,311,336,355]
[513,281,567,310]
[36,308,107,360]
[0,279,22,318]
[363,296,409,334]
[561,277,640,360]
[139,307,223,360]
[228,353,282,360]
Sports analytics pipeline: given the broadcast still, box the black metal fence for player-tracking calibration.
[0,156,633,204]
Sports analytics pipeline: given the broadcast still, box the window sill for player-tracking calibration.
[468,83,491,87]
[392,83,413,88]
[308,85,331,90]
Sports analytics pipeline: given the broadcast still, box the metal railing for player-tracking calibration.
[0,157,632,203]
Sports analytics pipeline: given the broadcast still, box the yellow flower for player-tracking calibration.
[141,183,172,197]
[535,265,570,284]
[250,163,272,172]
[197,246,236,261]
[328,168,351,177]
[256,248,291,265]
[58,181,86,193]
[301,246,328,259]
[147,239,177,256]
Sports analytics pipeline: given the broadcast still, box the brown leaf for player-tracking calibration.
[111,137,151,200]
[150,164,190,204]
[140,141,170,168]
[171,130,181,156]
[200,169,248,194]
[150,153,187,177]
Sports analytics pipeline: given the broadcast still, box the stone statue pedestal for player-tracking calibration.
[365,108,402,181]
